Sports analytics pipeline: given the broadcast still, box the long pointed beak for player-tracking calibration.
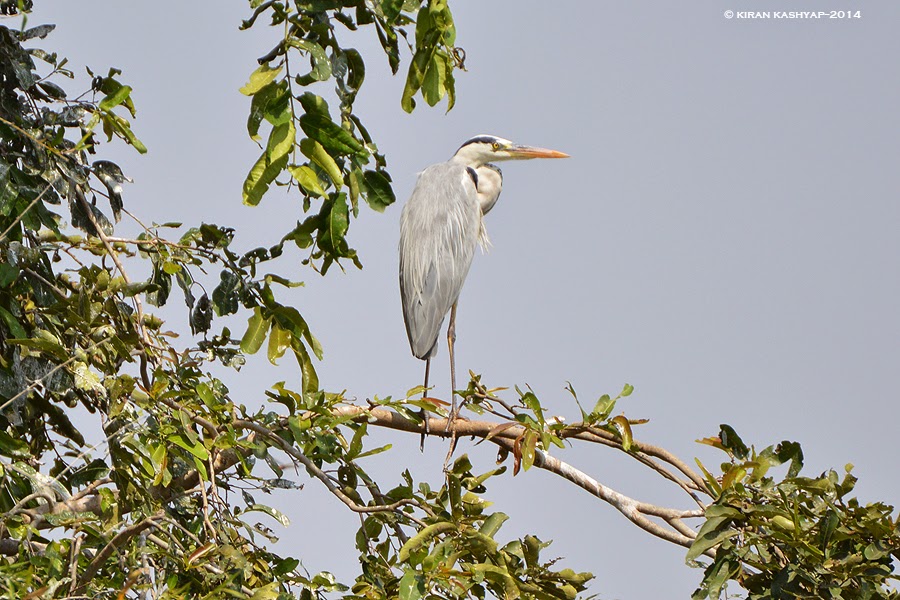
[507,145,570,159]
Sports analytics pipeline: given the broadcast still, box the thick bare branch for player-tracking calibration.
[329,405,706,548]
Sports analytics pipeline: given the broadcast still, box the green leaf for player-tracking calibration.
[382,0,404,23]
[398,570,425,600]
[401,50,428,113]
[244,503,291,527]
[73,362,105,395]
[287,39,332,85]
[298,113,366,156]
[694,458,722,496]
[521,429,537,471]
[348,422,367,459]
[272,305,323,360]
[362,170,395,212]
[319,193,350,257]
[267,120,295,163]
[267,323,291,365]
[211,270,240,316]
[479,512,508,538]
[289,165,325,197]
[21,24,56,40]
[272,557,300,577]
[240,63,283,96]
[521,391,544,425]
[247,81,291,140]
[297,92,330,118]
[687,526,738,561]
[343,48,366,91]
[169,434,210,461]
[299,138,343,186]
[775,440,804,477]
[98,85,132,111]
[240,307,271,355]
[249,583,280,600]
[0,262,19,289]
[0,305,26,339]
[195,382,217,408]
[243,145,289,206]
[38,80,66,99]
[591,394,616,421]
[721,464,747,490]
[292,337,319,396]
[719,424,749,460]
[398,522,455,561]
[421,53,447,107]
[356,444,392,459]
[0,430,30,458]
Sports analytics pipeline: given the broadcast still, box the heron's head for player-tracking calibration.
[451,134,569,167]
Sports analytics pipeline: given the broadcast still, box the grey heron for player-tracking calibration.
[399,135,568,438]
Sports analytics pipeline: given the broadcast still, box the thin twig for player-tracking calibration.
[68,532,84,595]
[146,533,254,597]
[75,192,153,352]
[233,418,426,525]
[76,513,163,587]
[564,424,711,494]
[22,267,67,299]
[0,337,112,414]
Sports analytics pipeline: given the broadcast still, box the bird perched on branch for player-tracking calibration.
[399,135,568,441]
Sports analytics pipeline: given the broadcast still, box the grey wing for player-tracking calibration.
[399,164,481,359]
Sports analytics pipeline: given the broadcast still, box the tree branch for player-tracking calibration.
[231,418,426,525]
[75,191,153,353]
[11,402,711,559]
[329,405,707,549]
[76,512,162,587]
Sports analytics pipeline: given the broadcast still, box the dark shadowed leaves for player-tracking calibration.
[298,113,366,156]
[190,293,212,335]
[718,424,749,460]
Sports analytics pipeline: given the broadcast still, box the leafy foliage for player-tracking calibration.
[236,0,460,275]
[691,427,900,599]
[0,3,896,600]
[0,2,586,598]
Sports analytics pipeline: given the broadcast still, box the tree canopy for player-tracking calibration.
[0,1,897,599]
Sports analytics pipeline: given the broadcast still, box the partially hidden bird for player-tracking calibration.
[399,134,568,442]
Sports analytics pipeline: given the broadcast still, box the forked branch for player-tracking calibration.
[330,405,709,549]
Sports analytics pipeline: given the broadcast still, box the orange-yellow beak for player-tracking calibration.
[506,145,570,159]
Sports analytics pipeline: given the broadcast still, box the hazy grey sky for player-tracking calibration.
[27,2,900,598]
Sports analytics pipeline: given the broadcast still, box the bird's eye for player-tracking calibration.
[491,142,501,151]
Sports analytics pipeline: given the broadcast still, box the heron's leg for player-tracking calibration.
[447,303,458,425]
[419,358,431,451]
[442,303,461,468]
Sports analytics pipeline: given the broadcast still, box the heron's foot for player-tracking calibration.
[444,398,460,433]
[441,402,463,469]
[443,430,460,471]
